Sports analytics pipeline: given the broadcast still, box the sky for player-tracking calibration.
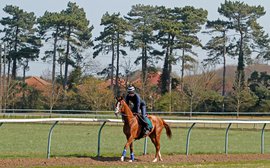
[0,0,270,77]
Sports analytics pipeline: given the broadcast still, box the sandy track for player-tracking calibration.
[0,154,270,168]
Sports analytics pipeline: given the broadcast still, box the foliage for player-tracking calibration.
[5,80,24,109]
[93,12,131,95]
[248,71,270,111]
[60,2,94,90]
[0,5,41,79]
[126,4,161,88]
[38,10,66,84]
[196,90,224,112]
[78,77,114,110]
[1,2,270,113]
[226,83,257,113]
[154,6,207,94]
[218,1,269,92]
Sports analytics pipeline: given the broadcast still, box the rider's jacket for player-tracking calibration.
[125,93,146,113]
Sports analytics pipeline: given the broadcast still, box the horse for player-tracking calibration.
[114,96,172,162]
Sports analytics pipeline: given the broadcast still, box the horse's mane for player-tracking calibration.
[120,99,133,115]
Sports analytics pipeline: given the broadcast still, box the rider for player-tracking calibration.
[125,85,151,134]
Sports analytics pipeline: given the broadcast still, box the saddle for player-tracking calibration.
[134,113,153,140]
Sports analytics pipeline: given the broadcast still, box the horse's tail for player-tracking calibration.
[162,119,172,139]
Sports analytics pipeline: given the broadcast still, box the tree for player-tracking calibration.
[248,71,270,112]
[250,24,270,63]
[93,12,131,95]
[218,0,268,92]
[78,77,114,110]
[228,80,257,116]
[0,5,41,79]
[155,6,207,94]
[181,64,219,115]
[155,6,183,94]
[61,2,93,90]
[38,11,67,112]
[175,6,208,88]
[203,19,235,111]
[126,4,161,95]
[40,83,63,112]
[38,11,66,84]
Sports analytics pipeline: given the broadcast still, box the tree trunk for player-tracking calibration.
[115,32,120,96]
[181,49,185,90]
[11,26,19,79]
[142,45,147,99]
[0,44,2,112]
[160,35,173,94]
[51,26,59,112]
[161,48,170,94]
[110,37,115,91]
[222,31,227,112]
[64,26,71,90]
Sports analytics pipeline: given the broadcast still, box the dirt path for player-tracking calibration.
[0,154,270,168]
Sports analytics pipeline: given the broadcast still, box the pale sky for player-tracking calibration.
[0,0,270,77]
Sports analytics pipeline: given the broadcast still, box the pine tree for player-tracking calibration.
[93,12,131,95]
[218,0,268,91]
[0,5,41,79]
[61,2,93,90]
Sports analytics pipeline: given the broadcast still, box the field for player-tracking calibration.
[0,122,270,167]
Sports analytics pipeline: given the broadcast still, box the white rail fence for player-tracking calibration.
[0,118,269,158]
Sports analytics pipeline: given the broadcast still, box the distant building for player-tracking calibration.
[25,76,51,91]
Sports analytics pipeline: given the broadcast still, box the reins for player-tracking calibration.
[117,100,137,119]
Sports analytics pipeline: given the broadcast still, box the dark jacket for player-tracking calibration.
[125,93,146,113]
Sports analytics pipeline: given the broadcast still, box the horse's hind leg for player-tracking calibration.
[149,134,162,162]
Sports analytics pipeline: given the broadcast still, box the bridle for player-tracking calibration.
[114,99,134,118]
[114,100,123,117]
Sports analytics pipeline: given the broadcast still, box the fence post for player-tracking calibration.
[186,123,196,155]
[261,123,267,154]
[47,121,59,159]
[97,121,106,157]
[143,137,148,155]
[225,123,232,154]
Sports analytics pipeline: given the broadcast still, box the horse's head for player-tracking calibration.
[114,96,125,117]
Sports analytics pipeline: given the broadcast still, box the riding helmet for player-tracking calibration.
[127,86,135,93]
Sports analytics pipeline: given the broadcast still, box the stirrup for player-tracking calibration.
[144,129,150,135]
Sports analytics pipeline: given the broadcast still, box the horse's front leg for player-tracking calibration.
[128,142,134,162]
[121,137,133,162]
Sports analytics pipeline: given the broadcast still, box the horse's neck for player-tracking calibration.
[122,101,135,122]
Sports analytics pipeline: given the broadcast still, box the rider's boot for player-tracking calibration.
[143,116,151,135]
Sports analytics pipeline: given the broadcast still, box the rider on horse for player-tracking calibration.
[125,85,152,135]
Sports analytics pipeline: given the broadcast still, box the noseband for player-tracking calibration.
[115,100,134,118]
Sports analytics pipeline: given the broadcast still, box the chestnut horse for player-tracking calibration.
[114,96,172,162]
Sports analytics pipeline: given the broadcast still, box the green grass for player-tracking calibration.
[31,160,270,168]
[0,123,269,158]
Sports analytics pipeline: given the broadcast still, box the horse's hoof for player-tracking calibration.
[152,158,158,162]
[128,160,133,162]
[120,156,124,161]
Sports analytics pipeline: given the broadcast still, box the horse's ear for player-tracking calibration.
[115,95,123,101]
